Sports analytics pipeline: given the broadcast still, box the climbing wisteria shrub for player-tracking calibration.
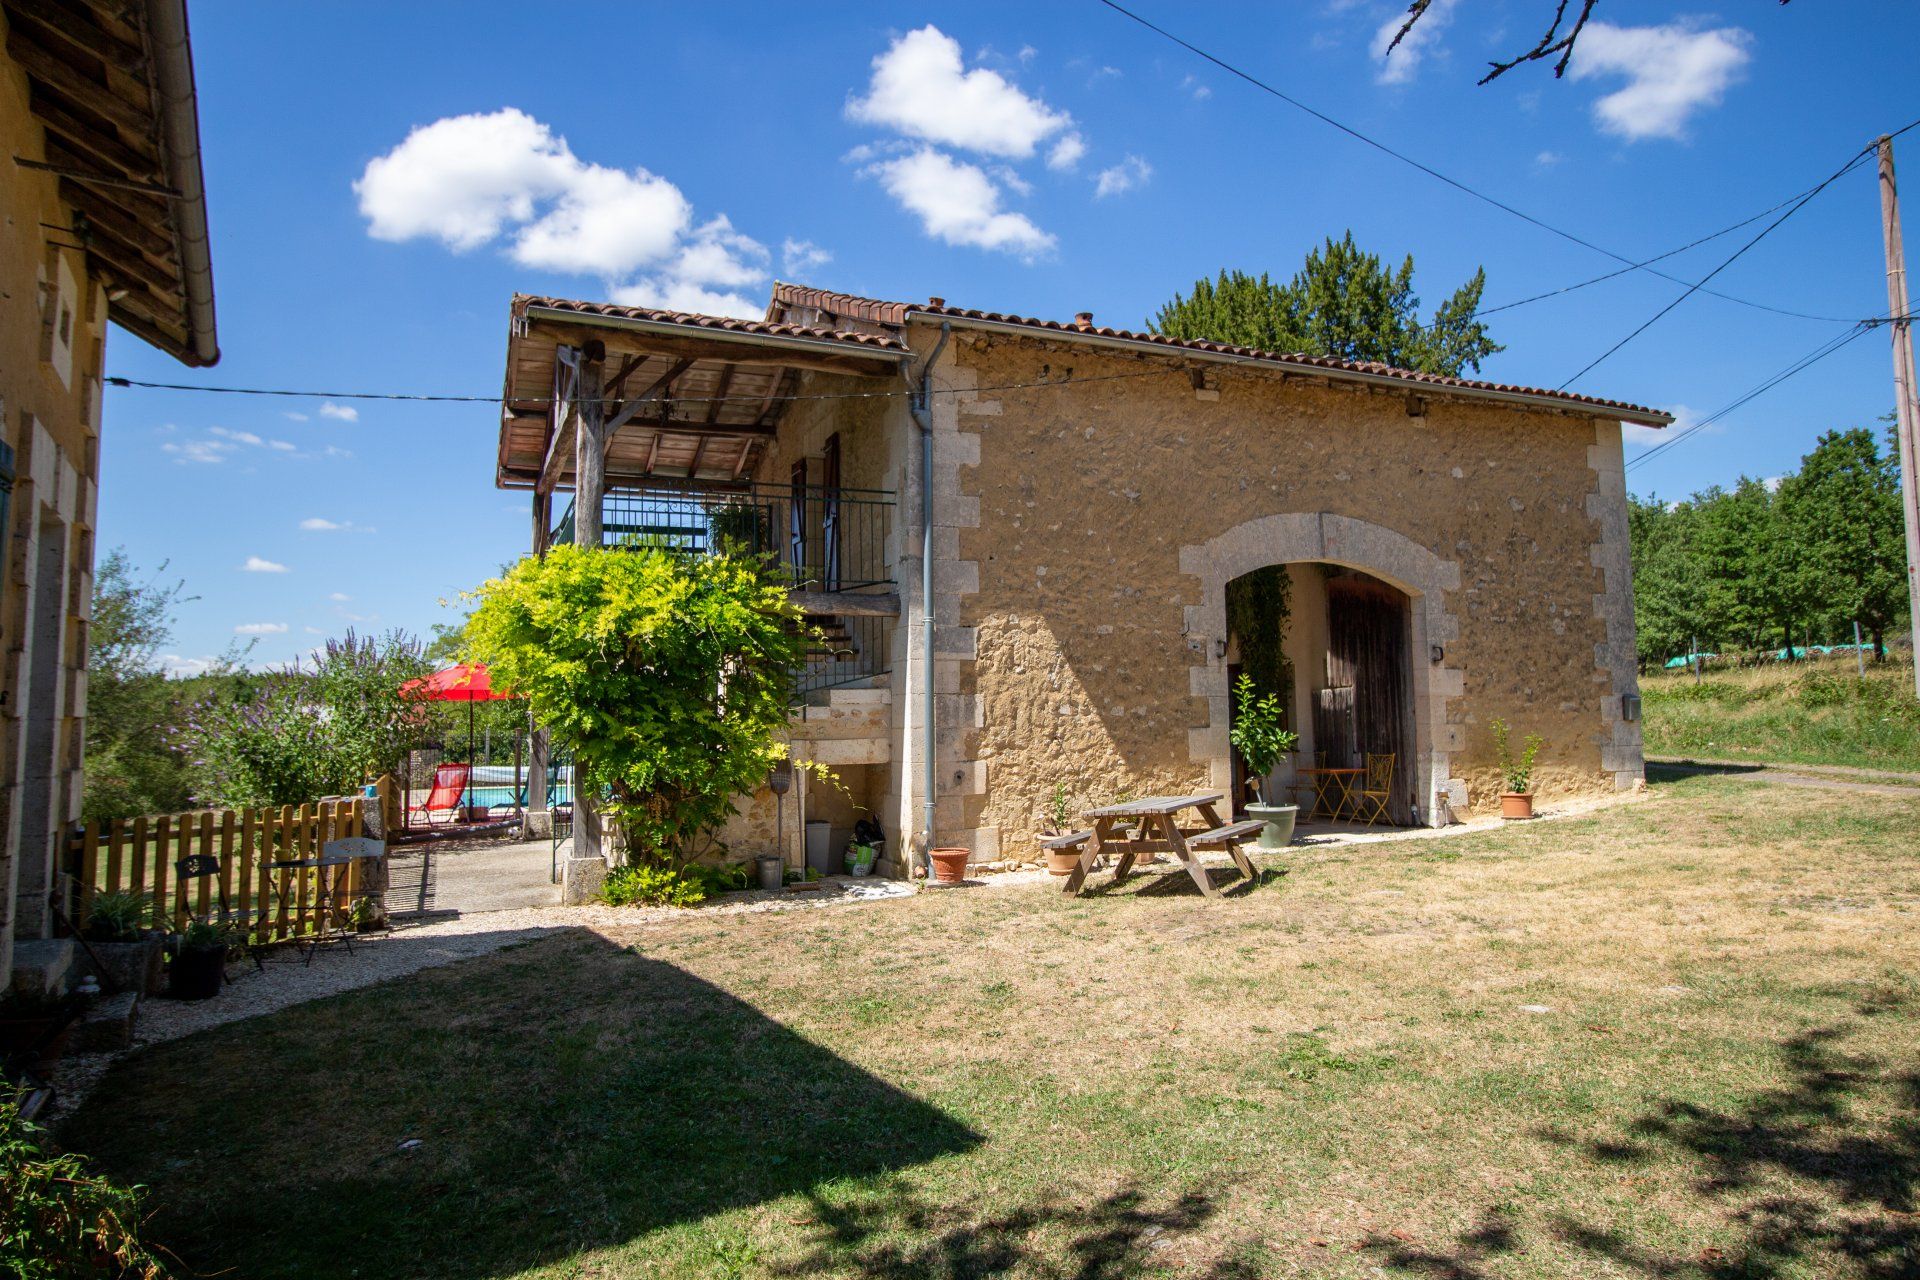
[462,544,806,869]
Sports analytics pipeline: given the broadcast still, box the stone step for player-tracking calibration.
[825,685,891,707]
[10,938,74,1000]
[72,990,139,1053]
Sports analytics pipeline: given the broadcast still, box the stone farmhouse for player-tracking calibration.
[0,1,218,988]
[495,283,1670,887]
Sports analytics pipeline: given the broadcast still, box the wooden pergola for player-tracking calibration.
[497,295,909,548]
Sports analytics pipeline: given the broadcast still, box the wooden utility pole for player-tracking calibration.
[571,345,606,861]
[1877,135,1920,698]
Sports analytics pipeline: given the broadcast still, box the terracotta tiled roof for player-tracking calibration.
[767,282,1673,425]
[515,294,910,353]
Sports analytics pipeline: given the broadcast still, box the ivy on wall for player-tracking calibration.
[1226,565,1294,728]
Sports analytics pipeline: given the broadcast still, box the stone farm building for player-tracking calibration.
[495,284,1670,883]
[0,1,217,988]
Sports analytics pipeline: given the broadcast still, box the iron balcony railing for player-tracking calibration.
[551,483,896,701]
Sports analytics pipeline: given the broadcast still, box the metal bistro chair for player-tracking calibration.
[1357,753,1397,828]
[172,854,267,973]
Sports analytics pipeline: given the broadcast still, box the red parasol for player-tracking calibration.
[401,664,520,819]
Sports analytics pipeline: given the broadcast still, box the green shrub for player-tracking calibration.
[1229,673,1299,804]
[601,865,707,908]
[0,1095,168,1279]
[82,890,151,943]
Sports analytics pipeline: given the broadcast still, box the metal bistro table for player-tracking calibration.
[1299,766,1365,820]
[1061,792,1261,901]
[268,836,384,965]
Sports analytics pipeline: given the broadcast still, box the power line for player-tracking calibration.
[106,365,1182,407]
[1476,183,1855,320]
[1095,0,1911,325]
[1558,147,1878,390]
[1625,323,1878,474]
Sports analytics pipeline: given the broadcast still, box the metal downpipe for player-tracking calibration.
[908,322,950,881]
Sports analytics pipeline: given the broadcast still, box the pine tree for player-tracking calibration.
[1148,232,1502,376]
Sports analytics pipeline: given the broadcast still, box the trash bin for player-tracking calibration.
[757,854,784,891]
[805,821,834,875]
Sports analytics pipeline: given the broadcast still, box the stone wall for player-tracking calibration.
[924,329,1644,864]
[0,43,111,985]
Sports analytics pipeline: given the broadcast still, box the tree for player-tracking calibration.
[461,544,808,870]
[1627,495,1705,668]
[1777,428,1907,657]
[310,629,434,781]
[1149,233,1502,375]
[82,551,206,819]
[1384,1,1792,85]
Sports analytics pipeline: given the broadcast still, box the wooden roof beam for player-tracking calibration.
[606,357,694,433]
[5,30,153,135]
[534,348,580,496]
[522,316,901,379]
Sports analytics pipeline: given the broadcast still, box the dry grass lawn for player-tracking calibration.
[63,769,1920,1279]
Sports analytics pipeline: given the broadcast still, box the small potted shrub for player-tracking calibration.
[1230,674,1300,849]
[169,920,230,1001]
[80,889,165,995]
[1491,718,1544,819]
[348,895,385,934]
[1038,783,1082,876]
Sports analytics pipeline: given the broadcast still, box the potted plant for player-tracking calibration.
[0,991,84,1073]
[80,889,166,995]
[169,920,230,1001]
[1230,674,1300,849]
[1491,718,1544,819]
[1039,783,1082,876]
[348,895,385,934]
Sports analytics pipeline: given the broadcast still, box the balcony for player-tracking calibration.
[552,482,896,700]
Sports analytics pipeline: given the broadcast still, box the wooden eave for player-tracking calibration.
[496,306,905,491]
[5,0,218,365]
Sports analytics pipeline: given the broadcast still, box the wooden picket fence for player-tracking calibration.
[65,799,368,945]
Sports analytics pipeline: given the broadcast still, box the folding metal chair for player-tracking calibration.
[1356,753,1396,828]
[173,853,267,972]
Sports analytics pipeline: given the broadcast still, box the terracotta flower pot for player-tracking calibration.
[1500,792,1535,820]
[1044,846,1081,876]
[930,848,971,884]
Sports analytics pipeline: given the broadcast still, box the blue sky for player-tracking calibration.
[98,1,1920,673]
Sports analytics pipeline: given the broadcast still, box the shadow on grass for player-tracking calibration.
[61,927,981,1280]
[1645,760,1768,785]
[1081,865,1282,900]
[1364,993,1920,1279]
[778,1181,1258,1279]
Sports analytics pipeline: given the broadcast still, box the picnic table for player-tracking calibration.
[1059,792,1263,900]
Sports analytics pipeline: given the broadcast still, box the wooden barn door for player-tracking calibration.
[1325,574,1412,823]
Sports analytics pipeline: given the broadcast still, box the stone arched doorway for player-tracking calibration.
[1181,513,1465,828]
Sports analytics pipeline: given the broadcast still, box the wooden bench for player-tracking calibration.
[1187,819,1266,849]
[1039,829,1094,851]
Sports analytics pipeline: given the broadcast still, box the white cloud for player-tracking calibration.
[1046,132,1087,171]
[1372,0,1459,85]
[329,592,351,602]
[1626,403,1705,450]
[241,556,289,573]
[300,517,374,533]
[356,107,772,317]
[160,438,232,465]
[318,401,359,422]
[1094,155,1153,199]
[1569,22,1751,141]
[284,411,309,422]
[235,622,288,636]
[211,426,263,447]
[781,237,832,276]
[1535,150,1564,168]
[847,25,1073,159]
[161,654,218,679]
[867,149,1055,258]
[1180,75,1212,101]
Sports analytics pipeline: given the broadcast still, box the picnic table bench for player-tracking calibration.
[1060,792,1260,900]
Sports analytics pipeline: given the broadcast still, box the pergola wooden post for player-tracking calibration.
[522,488,551,838]
[571,345,606,864]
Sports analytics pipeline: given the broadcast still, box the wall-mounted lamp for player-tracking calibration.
[1216,638,1229,660]
[1430,644,1445,664]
